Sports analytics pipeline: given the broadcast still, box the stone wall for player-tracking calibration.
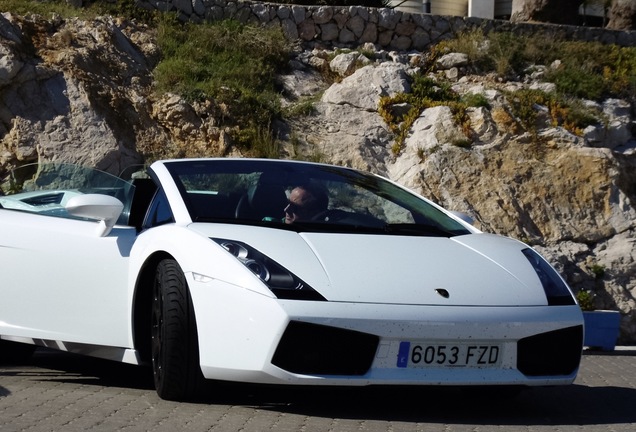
[136,0,636,50]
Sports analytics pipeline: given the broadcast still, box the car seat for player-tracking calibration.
[235,178,287,221]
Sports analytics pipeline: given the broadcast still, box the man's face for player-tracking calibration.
[284,187,315,224]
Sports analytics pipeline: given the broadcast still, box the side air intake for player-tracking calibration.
[272,321,379,375]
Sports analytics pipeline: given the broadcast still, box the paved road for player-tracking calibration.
[1,348,636,432]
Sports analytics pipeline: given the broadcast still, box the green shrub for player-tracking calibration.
[433,28,489,69]
[461,93,490,109]
[505,89,601,137]
[154,17,291,155]
[237,124,281,159]
[0,0,79,16]
[588,263,606,279]
[284,101,315,118]
[486,31,528,77]
[557,97,603,134]
[506,89,549,132]
[546,64,605,100]
[380,76,474,155]
[0,0,157,22]
[411,75,459,102]
[439,30,636,102]
[576,290,595,311]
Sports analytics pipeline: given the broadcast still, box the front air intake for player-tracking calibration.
[517,325,583,376]
[272,321,379,375]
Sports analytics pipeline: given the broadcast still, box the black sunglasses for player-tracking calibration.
[285,200,307,214]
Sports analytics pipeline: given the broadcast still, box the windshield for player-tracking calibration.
[0,163,135,225]
[163,159,470,237]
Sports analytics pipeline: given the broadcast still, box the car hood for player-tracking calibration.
[191,224,549,306]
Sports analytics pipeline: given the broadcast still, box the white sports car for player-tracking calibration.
[0,158,583,401]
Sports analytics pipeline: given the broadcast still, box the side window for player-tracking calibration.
[143,189,174,229]
[0,163,134,224]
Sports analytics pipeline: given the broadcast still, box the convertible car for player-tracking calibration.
[0,158,583,401]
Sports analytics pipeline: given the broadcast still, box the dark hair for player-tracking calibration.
[294,181,328,212]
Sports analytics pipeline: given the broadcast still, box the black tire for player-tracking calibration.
[151,258,203,401]
[0,340,36,364]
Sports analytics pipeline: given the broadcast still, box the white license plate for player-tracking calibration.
[396,342,501,368]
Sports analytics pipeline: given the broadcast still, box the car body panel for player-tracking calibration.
[190,275,581,385]
[0,209,136,347]
[0,158,584,396]
[299,232,545,306]
[187,223,547,306]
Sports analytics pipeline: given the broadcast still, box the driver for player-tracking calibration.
[284,182,328,224]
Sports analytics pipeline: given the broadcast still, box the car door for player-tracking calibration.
[0,163,138,349]
[0,211,137,347]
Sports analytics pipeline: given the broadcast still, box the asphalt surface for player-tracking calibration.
[1,347,636,432]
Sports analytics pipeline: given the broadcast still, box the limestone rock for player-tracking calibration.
[329,52,362,77]
[607,0,636,30]
[322,62,411,111]
[436,52,468,69]
[511,0,583,26]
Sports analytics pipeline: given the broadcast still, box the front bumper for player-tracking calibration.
[188,275,583,387]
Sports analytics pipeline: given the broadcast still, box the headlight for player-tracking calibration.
[522,248,576,306]
[213,238,326,301]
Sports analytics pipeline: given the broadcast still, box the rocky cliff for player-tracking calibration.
[1,11,635,343]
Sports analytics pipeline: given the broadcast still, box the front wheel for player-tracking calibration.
[151,258,203,401]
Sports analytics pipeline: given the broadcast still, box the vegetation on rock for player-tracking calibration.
[435,28,636,101]
[380,28,635,154]
[3,0,635,159]
[154,16,290,156]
